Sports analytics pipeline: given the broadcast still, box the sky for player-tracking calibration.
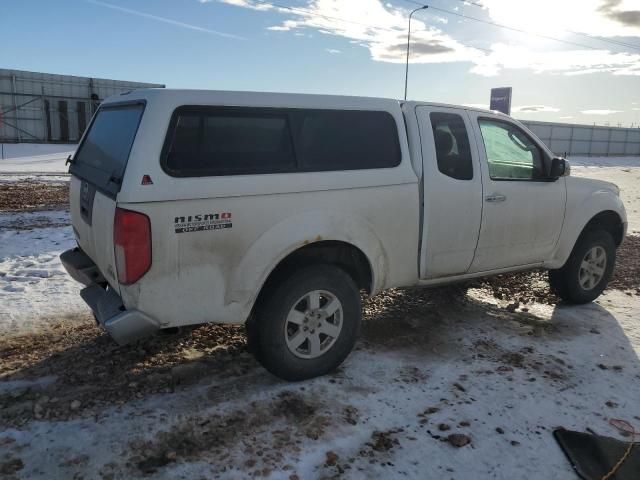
[3,0,640,126]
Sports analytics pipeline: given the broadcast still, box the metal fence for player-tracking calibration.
[0,69,163,144]
[521,120,640,157]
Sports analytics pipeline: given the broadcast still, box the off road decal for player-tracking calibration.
[174,213,232,233]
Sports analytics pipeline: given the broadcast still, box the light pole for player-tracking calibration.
[404,5,428,101]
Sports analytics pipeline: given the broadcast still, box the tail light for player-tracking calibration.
[114,208,152,285]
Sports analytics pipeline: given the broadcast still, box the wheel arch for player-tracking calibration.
[250,240,374,317]
[225,209,388,323]
[551,208,625,269]
[580,210,625,246]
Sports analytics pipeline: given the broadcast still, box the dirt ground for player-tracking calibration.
[1,281,639,479]
[0,181,69,212]
[472,234,640,306]
[1,238,638,427]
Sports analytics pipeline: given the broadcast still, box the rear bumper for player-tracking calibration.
[60,248,106,286]
[60,247,160,345]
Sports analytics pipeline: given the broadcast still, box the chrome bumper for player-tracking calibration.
[60,248,160,345]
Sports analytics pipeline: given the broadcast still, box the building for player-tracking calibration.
[0,69,163,144]
[2,69,638,157]
[521,119,640,157]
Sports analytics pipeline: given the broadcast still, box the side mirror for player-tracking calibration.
[549,157,570,179]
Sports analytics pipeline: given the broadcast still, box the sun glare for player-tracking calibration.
[481,0,597,37]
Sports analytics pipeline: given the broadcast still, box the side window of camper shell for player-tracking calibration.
[161,106,402,176]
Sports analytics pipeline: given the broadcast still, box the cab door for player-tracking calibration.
[416,106,483,279]
[467,112,566,272]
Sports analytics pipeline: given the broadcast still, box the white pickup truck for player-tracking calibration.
[61,89,627,381]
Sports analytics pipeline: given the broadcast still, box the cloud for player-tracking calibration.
[325,48,341,54]
[85,0,244,39]
[560,116,575,119]
[599,0,640,29]
[482,0,640,37]
[470,43,640,77]
[211,0,273,11]
[377,40,455,59]
[206,0,484,65]
[205,0,640,76]
[512,105,561,113]
[581,109,624,115]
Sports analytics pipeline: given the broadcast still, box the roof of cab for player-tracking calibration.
[405,100,507,117]
[103,88,504,117]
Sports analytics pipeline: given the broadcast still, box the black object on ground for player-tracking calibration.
[554,428,639,480]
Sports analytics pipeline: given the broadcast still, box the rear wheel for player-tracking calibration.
[548,230,616,304]
[254,265,361,381]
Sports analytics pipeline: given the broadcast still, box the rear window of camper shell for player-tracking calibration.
[71,101,145,196]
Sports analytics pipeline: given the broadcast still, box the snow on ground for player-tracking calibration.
[0,159,638,479]
[568,155,640,168]
[0,143,76,180]
[0,143,76,160]
[0,151,74,175]
[0,174,70,184]
[0,211,85,335]
[0,290,638,479]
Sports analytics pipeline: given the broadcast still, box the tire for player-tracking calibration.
[548,230,616,304]
[244,314,261,359]
[254,264,361,381]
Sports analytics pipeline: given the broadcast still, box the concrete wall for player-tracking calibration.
[0,69,163,143]
[521,120,640,157]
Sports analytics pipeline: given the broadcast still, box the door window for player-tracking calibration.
[478,119,545,180]
[430,112,473,180]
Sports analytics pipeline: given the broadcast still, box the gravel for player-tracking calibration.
[473,234,640,305]
[2,234,638,427]
[0,181,69,212]
[0,320,249,427]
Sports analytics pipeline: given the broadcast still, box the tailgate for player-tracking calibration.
[67,101,146,291]
[70,175,120,290]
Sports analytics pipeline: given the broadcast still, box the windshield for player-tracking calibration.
[71,103,144,196]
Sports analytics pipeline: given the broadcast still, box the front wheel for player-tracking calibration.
[548,230,616,304]
[254,265,361,381]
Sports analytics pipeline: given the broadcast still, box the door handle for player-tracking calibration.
[485,194,506,203]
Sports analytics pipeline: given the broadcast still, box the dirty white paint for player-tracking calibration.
[63,91,628,334]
